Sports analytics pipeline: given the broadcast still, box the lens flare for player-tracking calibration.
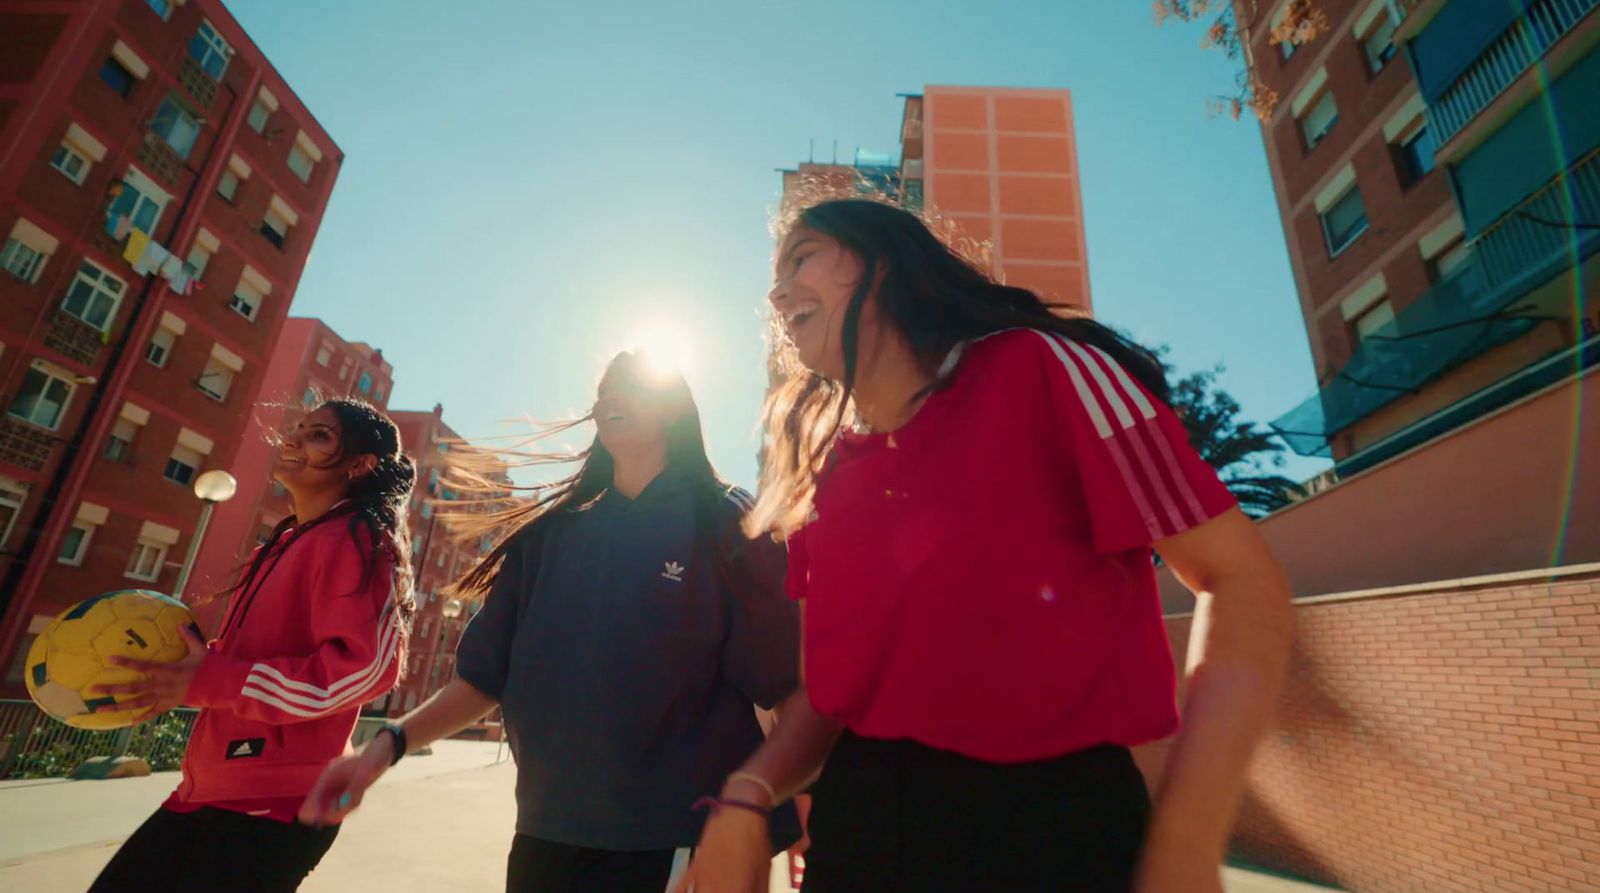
[628,323,692,385]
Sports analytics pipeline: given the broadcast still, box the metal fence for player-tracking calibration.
[0,701,500,781]
[0,699,199,780]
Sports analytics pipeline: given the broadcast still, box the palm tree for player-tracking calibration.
[1166,361,1303,518]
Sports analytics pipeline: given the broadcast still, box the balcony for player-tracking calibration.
[42,307,104,366]
[0,416,56,471]
[176,54,218,109]
[135,131,185,188]
[1271,146,1600,457]
[1424,0,1597,148]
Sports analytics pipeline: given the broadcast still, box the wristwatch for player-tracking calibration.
[375,723,407,766]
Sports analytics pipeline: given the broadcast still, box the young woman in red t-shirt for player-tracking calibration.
[682,199,1294,893]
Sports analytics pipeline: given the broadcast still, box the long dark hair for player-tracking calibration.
[222,399,417,656]
[448,350,737,599]
[753,197,1169,536]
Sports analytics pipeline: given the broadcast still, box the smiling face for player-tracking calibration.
[769,226,876,381]
[273,406,373,500]
[592,355,679,455]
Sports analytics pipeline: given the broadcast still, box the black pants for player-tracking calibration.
[802,732,1151,893]
[506,835,688,893]
[88,806,339,893]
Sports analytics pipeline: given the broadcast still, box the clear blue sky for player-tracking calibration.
[228,0,1331,488]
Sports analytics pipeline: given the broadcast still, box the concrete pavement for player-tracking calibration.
[1,740,1339,892]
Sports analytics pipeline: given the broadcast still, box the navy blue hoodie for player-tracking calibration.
[456,469,803,850]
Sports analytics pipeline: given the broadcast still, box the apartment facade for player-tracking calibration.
[0,0,342,691]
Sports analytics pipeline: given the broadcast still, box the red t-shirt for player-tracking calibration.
[789,329,1236,763]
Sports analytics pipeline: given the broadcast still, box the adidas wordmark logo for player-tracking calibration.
[661,561,685,583]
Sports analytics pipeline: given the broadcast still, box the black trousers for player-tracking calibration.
[88,806,339,893]
[802,732,1151,893]
[506,835,688,893]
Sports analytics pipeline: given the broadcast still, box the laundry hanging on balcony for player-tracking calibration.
[129,235,169,277]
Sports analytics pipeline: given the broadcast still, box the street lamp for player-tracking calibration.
[173,469,238,599]
[441,598,464,619]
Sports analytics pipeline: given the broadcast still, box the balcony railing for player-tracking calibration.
[1426,0,1597,147]
[1473,144,1600,288]
[136,131,184,187]
[1271,146,1600,456]
[176,54,218,108]
[42,307,103,366]
[0,416,56,471]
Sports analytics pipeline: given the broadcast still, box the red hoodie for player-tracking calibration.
[169,508,403,817]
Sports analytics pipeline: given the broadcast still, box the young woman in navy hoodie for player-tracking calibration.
[299,350,801,893]
[88,399,417,893]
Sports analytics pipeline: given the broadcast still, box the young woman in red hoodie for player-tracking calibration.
[87,398,416,893]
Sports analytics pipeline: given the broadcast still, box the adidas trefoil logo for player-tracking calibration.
[661,561,685,583]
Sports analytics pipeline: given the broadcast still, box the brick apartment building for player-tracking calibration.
[1252,0,1598,475]
[781,85,1093,312]
[184,317,394,630]
[1132,2,1600,890]
[0,0,342,691]
[385,406,507,717]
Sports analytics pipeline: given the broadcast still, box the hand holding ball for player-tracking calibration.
[24,590,206,730]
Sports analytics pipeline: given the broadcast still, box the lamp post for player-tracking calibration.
[173,469,237,600]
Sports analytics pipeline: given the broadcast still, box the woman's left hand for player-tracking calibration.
[92,625,208,720]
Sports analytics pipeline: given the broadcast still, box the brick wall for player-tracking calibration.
[1137,570,1600,892]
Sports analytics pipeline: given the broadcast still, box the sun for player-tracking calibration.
[627,322,692,380]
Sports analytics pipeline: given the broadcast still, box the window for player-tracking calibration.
[105,417,139,461]
[2,220,58,284]
[315,344,333,366]
[51,143,90,184]
[216,169,240,202]
[373,385,385,404]
[0,483,25,551]
[1321,185,1369,256]
[108,170,168,234]
[1398,126,1436,184]
[185,243,211,279]
[357,371,373,394]
[256,523,275,545]
[188,21,231,81]
[8,365,74,430]
[62,261,126,331]
[302,387,318,407]
[100,57,136,96]
[1300,90,1338,150]
[164,444,202,485]
[58,522,95,565]
[197,355,235,401]
[0,239,46,283]
[126,540,168,582]
[151,96,201,160]
[261,208,289,248]
[230,281,262,321]
[146,326,177,367]
[288,145,315,183]
[1353,298,1396,341]
[144,0,172,20]
[1361,11,1399,73]
[338,358,353,381]
[247,101,271,133]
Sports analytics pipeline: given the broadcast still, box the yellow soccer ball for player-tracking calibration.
[24,590,199,730]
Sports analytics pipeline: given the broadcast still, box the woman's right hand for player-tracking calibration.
[297,735,392,826]
[675,808,772,893]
